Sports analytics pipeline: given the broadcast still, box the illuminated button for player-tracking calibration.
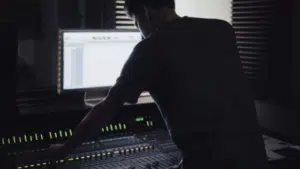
[17,167,22,169]
[54,132,58,138]
[145,146,149,150]
[107,152,111,157]
[110,125,114,131]
[75,157,80,160]
[120,149,125,156]
[1,137,4,145]
[135,147,139,152]
[60,159,64,163]
[40,134,44,140]
[18,137,22,143]
[130,148,134,153]
[150,121,153,126]
[13,136,16,144]
[80,156,85,160]
[59,130,63,137]
[49,132,53,139]
[29,136,33,142]
[92,154,96,158]
[68,158,74,161]
[35,134,38,141]
[97,153,101,157]
[149,146,153,150]
[64,131,68,137]
[106,126,109,132]
[113,150,120,157]
[140,146,144,151]
[101,128,105,132]
[36,163,41,167]
[86,155,90,159]
[123,124,127,129]
[30,164,34,167]
[7,138,11,144]
[114,125,118,131]
[42,162,47,166]
[69,129,73,136]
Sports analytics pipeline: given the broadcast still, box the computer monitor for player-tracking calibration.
[58,30,142,94]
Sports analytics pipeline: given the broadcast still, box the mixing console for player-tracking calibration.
[0,104,182,169]
[11,131,181,169]
[2,103,295,168]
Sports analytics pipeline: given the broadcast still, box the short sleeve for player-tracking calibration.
[108,38,162,104]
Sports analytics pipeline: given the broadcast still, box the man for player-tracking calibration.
[45,0,268,168]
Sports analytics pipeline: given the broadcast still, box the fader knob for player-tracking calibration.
[152,161,160,167]
[107,152,112,158]
[145,164,151,169]
[149,145,153,150]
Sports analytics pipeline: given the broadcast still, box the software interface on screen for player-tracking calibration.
[63,31,142,90]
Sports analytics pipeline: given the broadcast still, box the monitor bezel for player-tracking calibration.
[57,29,140,94]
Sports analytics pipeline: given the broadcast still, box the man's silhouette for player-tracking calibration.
[44,0,268,168]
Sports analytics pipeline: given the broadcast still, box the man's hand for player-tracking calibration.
[15,144,69,168]
[43,144,70,162]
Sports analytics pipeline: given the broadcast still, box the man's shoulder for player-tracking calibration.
[133,36,159,54]
[187,17,232,28]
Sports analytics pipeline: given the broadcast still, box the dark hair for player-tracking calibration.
[124,0,175,17]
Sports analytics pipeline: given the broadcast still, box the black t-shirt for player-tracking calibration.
[109,17,267,167]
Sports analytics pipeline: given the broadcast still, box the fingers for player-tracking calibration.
[0,156,15,169]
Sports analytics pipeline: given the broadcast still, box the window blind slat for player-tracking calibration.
[232,0,274,83]
[115,0,137,30]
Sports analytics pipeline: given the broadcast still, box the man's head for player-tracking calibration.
[125,0,178,38]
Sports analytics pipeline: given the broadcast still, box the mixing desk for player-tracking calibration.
[10,131,181,169]
[0,104,182,169]
[1,103,300,168]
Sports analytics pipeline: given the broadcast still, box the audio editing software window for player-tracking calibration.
[63,31,141,90]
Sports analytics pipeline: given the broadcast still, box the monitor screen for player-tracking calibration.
[60,30,142,91]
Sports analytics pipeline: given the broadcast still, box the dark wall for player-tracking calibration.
[290,0,300,107]
[0,23,18,119]
[13,0,116,90]
[271,0,293,103]
[256,0,300,143]
[34,0,59,87]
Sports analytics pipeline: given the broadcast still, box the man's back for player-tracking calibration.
[111,16,268,168]
[148,17,268,168]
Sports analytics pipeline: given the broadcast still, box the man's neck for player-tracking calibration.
[155,9,181,29]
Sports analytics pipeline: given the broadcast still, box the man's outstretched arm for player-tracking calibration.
[17,95,123,163]
[64,96,122,151]
[41,95,124,161]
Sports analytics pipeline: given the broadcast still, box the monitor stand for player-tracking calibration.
[84,90,107,107]
[84,91,154,107]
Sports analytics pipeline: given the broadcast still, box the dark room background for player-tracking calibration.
[4,0,116,91]
[1,0,299,141]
